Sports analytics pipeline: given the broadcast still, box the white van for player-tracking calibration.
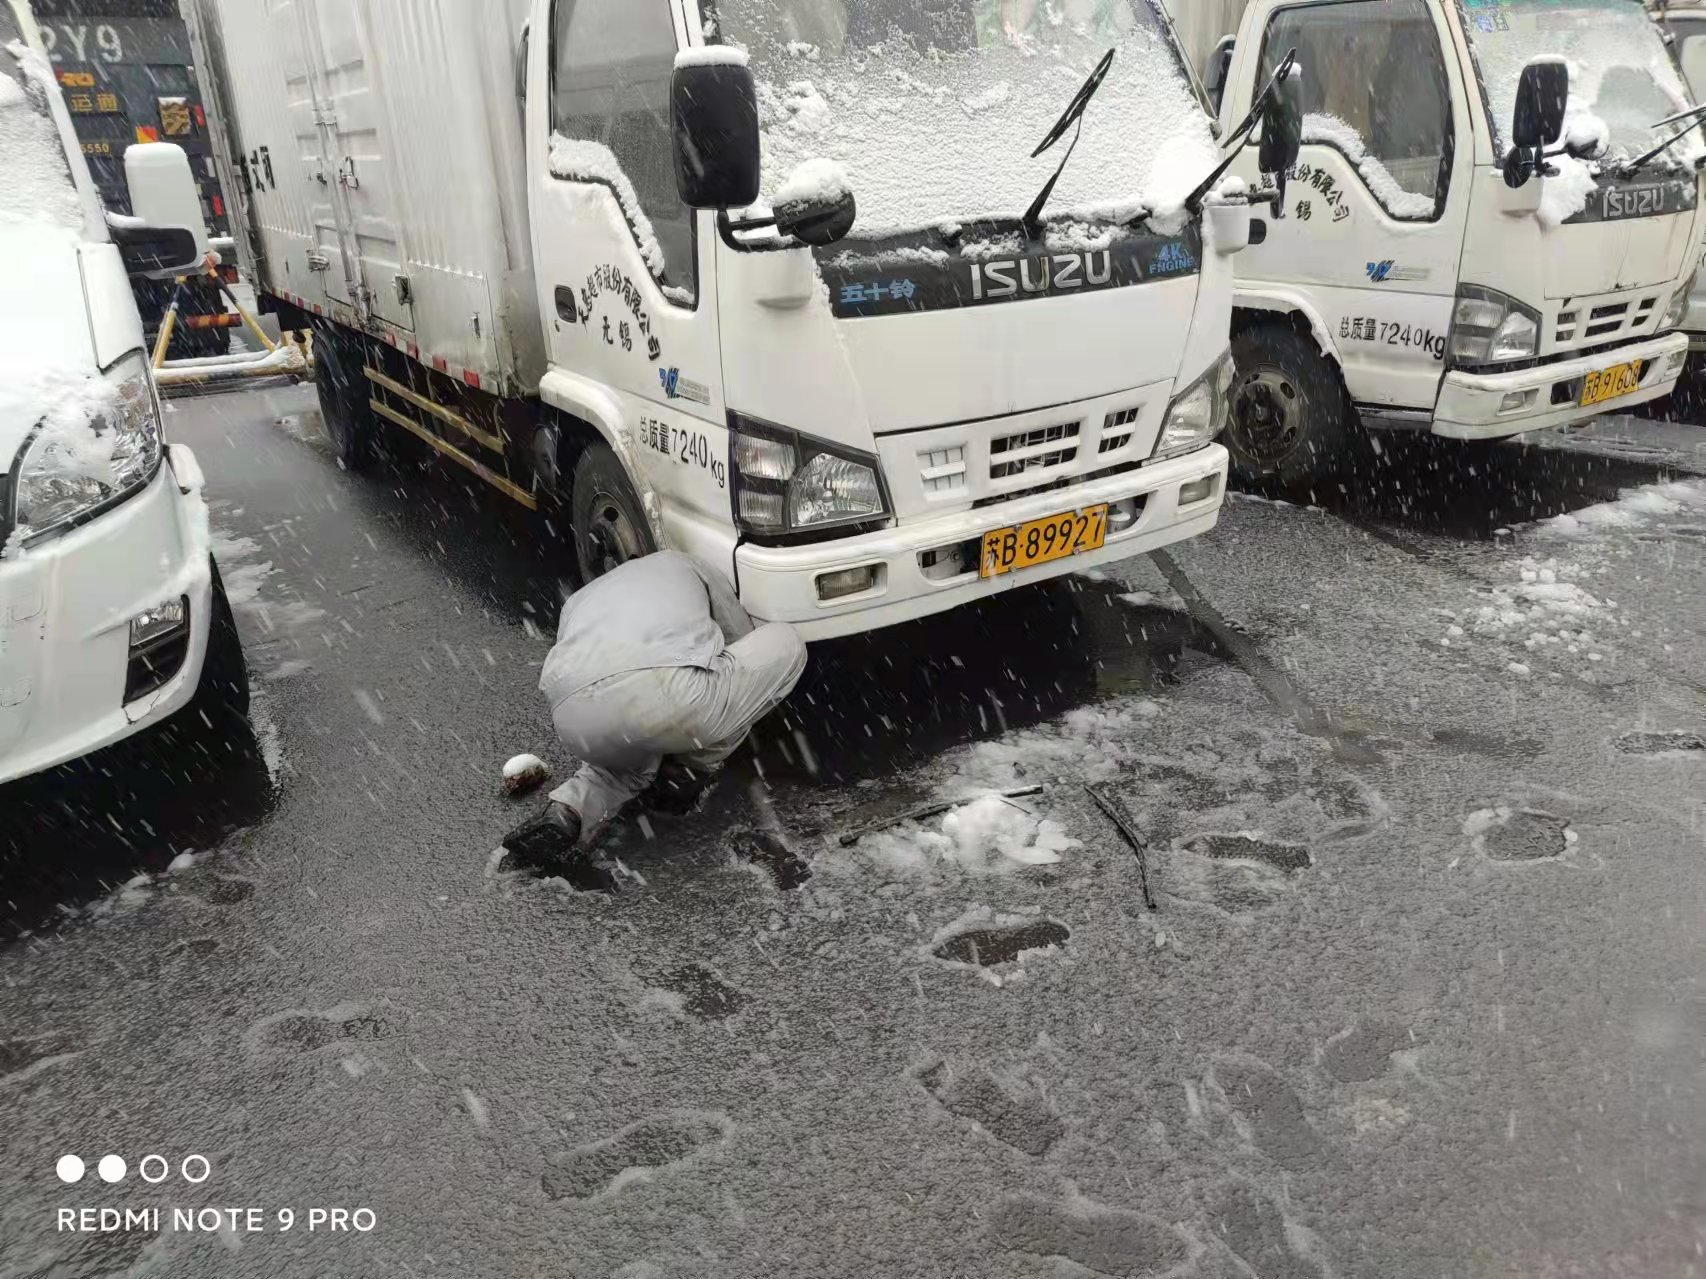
[0,0,246,786]
[1199,0,1704,484]
[184,0,1295,639]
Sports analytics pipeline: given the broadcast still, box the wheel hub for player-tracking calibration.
[1230,369,1304,466]
[586,494,646,578]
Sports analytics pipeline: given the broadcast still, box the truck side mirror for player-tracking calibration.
[1503,57,1568,188]
[1205,36,1236,115]
[121,142,208,278]
[1512,57,1568,149]
[772,161,857,247]
[1258,64,1302,175]
[671,51,761,210]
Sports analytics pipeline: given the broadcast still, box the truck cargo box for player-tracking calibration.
[184,0,542,394]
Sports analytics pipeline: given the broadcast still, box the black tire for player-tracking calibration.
[570,443,656,585]
[312,325,374,472]
[1226,322,1357,489]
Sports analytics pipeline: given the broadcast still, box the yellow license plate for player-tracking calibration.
[981,504,1108,578]
[1580,359,1643,407]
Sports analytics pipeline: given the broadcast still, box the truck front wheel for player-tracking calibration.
[570,443,656,585]
[1226,323,1355,490]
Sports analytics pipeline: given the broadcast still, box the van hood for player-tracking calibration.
[0,217,99,465]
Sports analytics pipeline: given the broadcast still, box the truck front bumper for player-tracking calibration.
[0,447,213,786]
[1432,331,1688,441]
[736,444,1229,641]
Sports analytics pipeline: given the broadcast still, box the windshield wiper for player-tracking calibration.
[1620,104,1706,176]
[1021,48,1116,240]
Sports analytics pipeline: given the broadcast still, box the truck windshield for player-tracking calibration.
[1464,0,1704,168]
[715,0,1218,237]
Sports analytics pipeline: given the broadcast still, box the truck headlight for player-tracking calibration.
[1449,285,1540,364]
[729,413,888,536]
[7,352,163,547]
[1153,349,1233,463]
[1659,268,1698,332]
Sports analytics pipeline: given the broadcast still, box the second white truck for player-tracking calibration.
[1190,0,1705,485]
[183,0,1291,639]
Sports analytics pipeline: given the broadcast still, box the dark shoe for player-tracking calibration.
[502,802,583,873]
[638,760,720,816]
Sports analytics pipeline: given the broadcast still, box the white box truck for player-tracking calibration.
[181,0,1293,639]
[1180,0,1705,486]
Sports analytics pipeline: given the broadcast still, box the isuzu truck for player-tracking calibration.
[180,0,1295,638]
[1187,0,1705,485]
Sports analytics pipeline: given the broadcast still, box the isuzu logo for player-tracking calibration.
[969,251,1113,300]
[819,226,1200,317]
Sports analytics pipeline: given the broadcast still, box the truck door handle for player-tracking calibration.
[1248,219,1268,246]
[554,286,579,323]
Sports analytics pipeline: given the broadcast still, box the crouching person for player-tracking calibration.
[503,551,807,873]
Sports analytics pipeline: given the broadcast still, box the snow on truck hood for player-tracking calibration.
[719,0,1218,238]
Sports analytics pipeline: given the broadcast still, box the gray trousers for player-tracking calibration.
[546,623,807,834]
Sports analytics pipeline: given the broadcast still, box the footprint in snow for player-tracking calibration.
[989,1192,1191,1277]
[1462,807,1577,862]
[1206,1181,1332,1279]
[1321,1021,1414,1084]
[1161,832,1313,917]
[916,1060,1063,1157]
[1207,1058,1327,1172]
[541,1111,731,1201]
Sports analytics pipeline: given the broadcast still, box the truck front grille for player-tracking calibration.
[989,421,1079,480]
[1555,294,1659,348]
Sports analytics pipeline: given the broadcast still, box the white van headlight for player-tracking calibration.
[1153,350,1233,463]
[9,352,163,545]
[729,413,888,536]
[1449,285,1540,364]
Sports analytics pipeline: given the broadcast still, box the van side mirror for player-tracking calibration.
[108,219,201,276]
[671,51,761,210]
[1258,62,1302,175]
[1503,57,1568,188]
[119,143,208,278]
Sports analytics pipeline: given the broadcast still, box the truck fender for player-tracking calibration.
[1233,287,1344,371]
[536,368,666,545]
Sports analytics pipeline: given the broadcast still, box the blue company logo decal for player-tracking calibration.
[658,367,710,406]
[1148,242,1197,276]
[1366,260,1428,283]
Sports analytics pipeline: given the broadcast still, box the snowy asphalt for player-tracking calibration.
[2,388,1704,1279]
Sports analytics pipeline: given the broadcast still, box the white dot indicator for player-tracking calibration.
[139,1155,169,1184]
[56,1156,85,1184]
[97,1155,126,1183]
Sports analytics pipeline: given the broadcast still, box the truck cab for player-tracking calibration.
[524,0,1248,637]
[1212,0,1704,485]
[1651,0,1706,364]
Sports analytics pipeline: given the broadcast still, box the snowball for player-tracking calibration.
[502,753,550,795]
